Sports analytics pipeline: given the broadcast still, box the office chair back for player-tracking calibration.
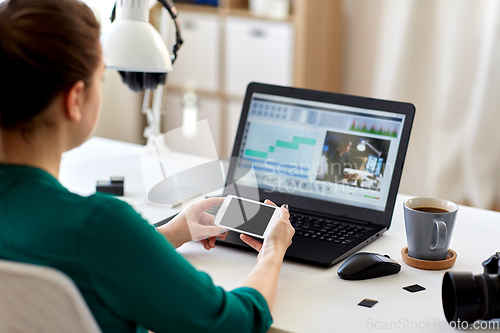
[0,259,101,333]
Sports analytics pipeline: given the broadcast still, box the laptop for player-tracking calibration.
[155,82,414,266]
[212,82,415,266]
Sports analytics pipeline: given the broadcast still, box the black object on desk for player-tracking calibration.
[337,252,401,280]
[442,252,500,324]
[403,284,426,293]
[358,299,378,308]
[96,176,124,196]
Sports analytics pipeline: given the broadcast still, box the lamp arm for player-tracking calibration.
[109,0,183,64]
[365,142,382,156]
[109,5,116,22]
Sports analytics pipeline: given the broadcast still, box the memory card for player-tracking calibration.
[358,299,378,308]
[403,284,426,293]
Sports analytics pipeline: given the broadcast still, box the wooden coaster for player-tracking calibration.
[401,247,457,270]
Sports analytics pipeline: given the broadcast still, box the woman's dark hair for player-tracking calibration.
[0,0,101,129]
[338,135,353,148]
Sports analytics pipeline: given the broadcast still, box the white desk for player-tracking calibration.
[60,137,500,333]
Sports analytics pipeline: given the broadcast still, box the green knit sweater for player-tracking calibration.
[0,164,272,333]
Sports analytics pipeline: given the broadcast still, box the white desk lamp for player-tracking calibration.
[357,140,382,157]
[101,0,183,144]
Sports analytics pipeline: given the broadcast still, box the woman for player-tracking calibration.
[0,1,294,332]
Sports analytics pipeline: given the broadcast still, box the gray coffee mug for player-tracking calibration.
[403,198,458,261]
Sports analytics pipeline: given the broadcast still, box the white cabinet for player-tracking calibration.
[166,12,220,92]
[162,12,295,157]
[224,17,294,97]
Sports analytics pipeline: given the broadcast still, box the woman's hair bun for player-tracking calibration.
[0,0,101,130]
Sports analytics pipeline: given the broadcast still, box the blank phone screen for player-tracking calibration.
[219,199,276,236]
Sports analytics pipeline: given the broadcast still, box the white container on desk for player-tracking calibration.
[162,92,222,158]
[224,17,294,97]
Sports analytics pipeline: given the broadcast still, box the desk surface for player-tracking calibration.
[60,137,500,333]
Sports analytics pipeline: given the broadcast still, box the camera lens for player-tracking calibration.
[443,272,500,323]
[442,272,483,323]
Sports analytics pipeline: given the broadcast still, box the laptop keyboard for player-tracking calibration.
[290,213,371,246]
[207,206,371,246]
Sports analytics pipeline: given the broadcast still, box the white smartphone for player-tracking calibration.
[214,195,281,239]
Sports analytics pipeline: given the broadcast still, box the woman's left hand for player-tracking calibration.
[158,197,228,250]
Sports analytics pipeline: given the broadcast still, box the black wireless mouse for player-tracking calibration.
[337,252,401,280]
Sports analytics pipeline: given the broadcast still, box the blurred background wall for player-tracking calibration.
[84,0,500,210]
[343,0,500,210]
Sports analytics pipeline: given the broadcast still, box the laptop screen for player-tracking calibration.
[365,154,384,177]
[233,92,406,212]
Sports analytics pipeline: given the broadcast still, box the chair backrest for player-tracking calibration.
[0,259,101,333]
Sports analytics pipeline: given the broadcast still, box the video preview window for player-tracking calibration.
[316,132,391,192]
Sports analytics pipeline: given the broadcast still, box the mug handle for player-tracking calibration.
[430,218,447,250]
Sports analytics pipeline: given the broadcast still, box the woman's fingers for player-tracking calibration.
[264,199,277,206]
[200,234,225,251]
[199,212,216,226]
[280,204,290,219]
[200,239,211,250]
[208,236,216,248]
[200,237,217,250]
[196,197,225,212]
[240,234,263,252]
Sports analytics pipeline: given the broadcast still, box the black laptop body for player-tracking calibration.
[216,83,415,266]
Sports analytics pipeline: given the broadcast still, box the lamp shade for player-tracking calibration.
[100,0,172,73]
[357,140,366,152]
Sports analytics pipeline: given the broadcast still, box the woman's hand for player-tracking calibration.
[240,199,294,263]
[158,197,228,250]
[237,199,294,311]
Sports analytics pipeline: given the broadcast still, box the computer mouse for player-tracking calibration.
[337,252,401,280]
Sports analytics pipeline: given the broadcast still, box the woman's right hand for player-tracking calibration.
[240,199,294,263]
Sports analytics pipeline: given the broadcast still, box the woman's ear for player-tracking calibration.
[64,80,86,122]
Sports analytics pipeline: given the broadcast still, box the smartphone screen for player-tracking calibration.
[218,198,276,237]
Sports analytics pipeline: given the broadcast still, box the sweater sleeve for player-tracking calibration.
[80,197,273,333]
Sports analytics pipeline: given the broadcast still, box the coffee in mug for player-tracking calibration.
[403,198,458,261]
[413,207,450,214]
